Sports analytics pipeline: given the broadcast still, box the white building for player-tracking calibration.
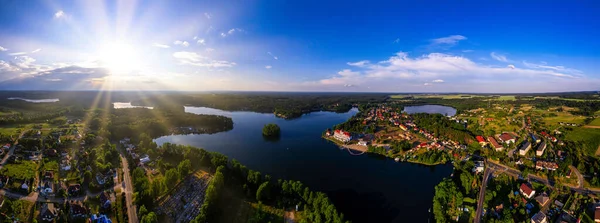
[333,130,352,143]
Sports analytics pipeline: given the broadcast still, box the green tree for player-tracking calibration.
[262,123,281,137]
[138,205,148,217]
[256,181,270,202]
[141,212,158,223]
[178,159,192,180]
[164,169,179,189]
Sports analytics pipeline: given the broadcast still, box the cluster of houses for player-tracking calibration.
[39,200,112,223]
[535,161,559,171]
[121,138,152,166]
[476,132,517,152]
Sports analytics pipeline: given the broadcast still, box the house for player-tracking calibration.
[499,133,516,144]
[520,183,535,199]
[535,161,558,171]
[42,181,54,194]
[595,206,600,222]
[90,214,113,223]
[44,171,54,179]
[70,201,88,218]
[472,161,485,173]
[41,203,59,222]
[399,124,408,131]
[99,191,111,209]
[139,155,151,164]
[531,211,547,223]
[534,192,550,206]
[476,136,487,146]
[357,140,368,146]
[519,141,532,156]
[536,142,547,157]
[333,130,352,143]
[530,133,541,143]
[487,136,504,151]
[21,181,29,191]
[96,173,106,185]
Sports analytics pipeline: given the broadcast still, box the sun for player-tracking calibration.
[97,42,142,75]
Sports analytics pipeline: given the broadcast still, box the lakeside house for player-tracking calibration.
[499,133,516,144]
[531,211,548,223]
[333,130,352,143]
[535,142,546,157]
[487,136,504,151]
[520,183,536,199]
[519,141,531,156]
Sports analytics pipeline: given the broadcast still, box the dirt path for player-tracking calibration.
[596,144,600,156]
[584,125,600,129]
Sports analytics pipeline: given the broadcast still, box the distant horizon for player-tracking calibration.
[0,89,598,95]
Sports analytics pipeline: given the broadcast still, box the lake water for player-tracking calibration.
[7,97,59,103]
[155,107,452,223]
[112,102,154,109]
[404,105,457,116]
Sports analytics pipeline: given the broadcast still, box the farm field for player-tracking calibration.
[565,127,600,156]
[588,118,600,127]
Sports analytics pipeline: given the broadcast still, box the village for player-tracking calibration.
[324,101,600,223]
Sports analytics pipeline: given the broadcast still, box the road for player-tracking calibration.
[120,153,138,223]
[474,163,493,223]
[570,166,584,188]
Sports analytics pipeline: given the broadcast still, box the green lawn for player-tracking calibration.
[0,199,35,222]
[0,161,39,179]
[565,127,600,156]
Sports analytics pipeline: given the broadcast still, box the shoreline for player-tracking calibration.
[323,135,447,166]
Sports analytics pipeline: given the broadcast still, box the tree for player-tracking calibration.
[262,123,281,137]
[256,181,270,202]
[139,205,148,217]
[164,169,179,189]
[141,212,158,223]
[83,171,92,186]
[178,159,192,180]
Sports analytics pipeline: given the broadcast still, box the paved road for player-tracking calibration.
[474,163,493,223]
[120,153,138,223]
[569,166,584,188]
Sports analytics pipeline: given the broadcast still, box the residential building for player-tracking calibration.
[499,133,516,144]
[487,136,504,151]
[531,211,547,223]
[472,161,485,173]
[535,161,558,171]
[476,136,487,146]
[536,142,546,157]
[99,191,111,209]
[70,201,88,218]
[399,124,407,131]
[595,206,600,222]
[519,141,532,156]
[41,203,59,222]
[68,184,81,196]
[357,140,368,146]
[333,130,352,143]
[530,133,541,143]
[90,214,113,223]
[520,183,535,199]
[534,192,550,206]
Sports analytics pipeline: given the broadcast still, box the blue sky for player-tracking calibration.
[0,0,599,92]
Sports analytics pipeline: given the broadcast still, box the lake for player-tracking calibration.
[113,102,154,109]
[7,97,59,103]
[404,105,457,116]
[155,107,452,222]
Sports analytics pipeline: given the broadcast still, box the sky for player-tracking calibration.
[0,0,599,93]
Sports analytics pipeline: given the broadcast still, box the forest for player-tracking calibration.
[411,113,474,144]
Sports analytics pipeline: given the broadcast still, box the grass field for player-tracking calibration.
[543,114,587,129]
[0,161,39,179]
[588,118,600,127]
[0,199,35,222]
[494,96,516,101]
[565,127,600,156]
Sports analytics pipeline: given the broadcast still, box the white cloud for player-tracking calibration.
[197,39,205,45]
[316,51,581,88]
[173,51,235,68]
[204,13,212,19]
[490,52,509,62]
[522,61,581,74]
[430,35,466,46]
[31,48,41,53]
[347,60,370,67]
[394,38,400,43]
[54,10,65,18]
[205,48,215,53]
[8,52,27,56]
[173,40,189,47]
[507,64,515,69]
[265,65,272,69]
[462,50,474,53]
[152,43,170,48]
[220,33,226,37]
[221,28,243,37]
[423,83,432,86]
[0,46,8,51]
